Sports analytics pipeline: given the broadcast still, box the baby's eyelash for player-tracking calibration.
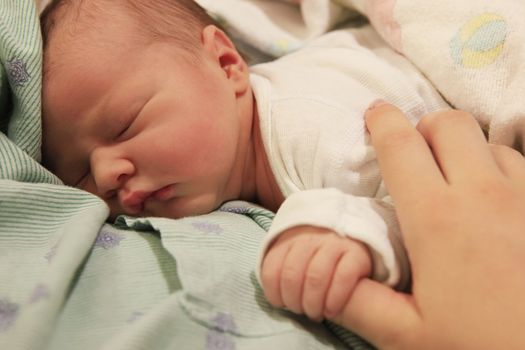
[115,98,149,140]
[116,112,140,140]
[117,123,132,138]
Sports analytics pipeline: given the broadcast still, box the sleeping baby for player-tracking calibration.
[40,0,449,323]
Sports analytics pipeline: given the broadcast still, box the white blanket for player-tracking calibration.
[200,0,525,152]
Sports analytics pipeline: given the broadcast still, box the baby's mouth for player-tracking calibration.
[120,185,175,215]
[151,185,174,201]
[120,190,152,214]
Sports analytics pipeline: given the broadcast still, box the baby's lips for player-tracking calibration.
[120,190,151,214]
[152,185,174,201]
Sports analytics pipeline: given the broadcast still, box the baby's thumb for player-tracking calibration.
[330,279,420,349]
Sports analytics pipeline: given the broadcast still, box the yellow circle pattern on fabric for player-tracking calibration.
[450,13,507,69]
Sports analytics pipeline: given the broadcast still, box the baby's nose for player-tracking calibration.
[90,147,135,196]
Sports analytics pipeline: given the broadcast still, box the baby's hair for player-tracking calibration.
[41,0,219,77]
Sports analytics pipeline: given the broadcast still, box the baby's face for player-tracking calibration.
[42,27,253,219]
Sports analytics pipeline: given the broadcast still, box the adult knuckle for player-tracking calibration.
[477,179,513,203]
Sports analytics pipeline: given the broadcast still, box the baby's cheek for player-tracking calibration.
[181,132,235,171]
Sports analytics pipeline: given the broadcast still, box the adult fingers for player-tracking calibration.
[331,279,421,350]
[490,144,525,181]
[365,103,446,211]
[416,110,501,184]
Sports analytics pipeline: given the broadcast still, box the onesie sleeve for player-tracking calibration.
[256,188,410,290]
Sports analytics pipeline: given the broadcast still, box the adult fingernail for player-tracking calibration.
[366,99,388,112]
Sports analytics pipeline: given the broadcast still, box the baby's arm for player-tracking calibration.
[261,225,372,321]
[257,188,409,320]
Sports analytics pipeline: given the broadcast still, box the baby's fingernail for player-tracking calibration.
[366,99,388,112]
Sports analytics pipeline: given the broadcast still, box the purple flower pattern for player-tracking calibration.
[205,312,237,350]
[6,57,30,87]
[0,298,19,332]
[206,331,236,350]
[211,312,237,332]
[29,284,50,304]
[191,221,223,235]
[95,229,125,249]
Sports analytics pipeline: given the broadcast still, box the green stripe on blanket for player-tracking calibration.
[1,0,43,160]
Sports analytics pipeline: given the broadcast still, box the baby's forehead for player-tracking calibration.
[43,0,136,52]
[43,12,138,78]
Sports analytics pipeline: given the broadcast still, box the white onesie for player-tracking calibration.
[251,26,449,288]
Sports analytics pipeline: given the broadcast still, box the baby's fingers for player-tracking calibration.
[301,237,345,322]
[261,242,291,308]
[324,242,371,319]
[279,239,319,314]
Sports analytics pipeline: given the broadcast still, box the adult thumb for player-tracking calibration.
[330,279,420,349]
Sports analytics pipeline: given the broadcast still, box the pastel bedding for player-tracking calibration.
[1,0,524,349]
[201,0,525,150]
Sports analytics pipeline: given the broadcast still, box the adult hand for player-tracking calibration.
[331,105,525,349]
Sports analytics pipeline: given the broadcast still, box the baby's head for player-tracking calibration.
[41,0,217,70]
[41,0,255,219]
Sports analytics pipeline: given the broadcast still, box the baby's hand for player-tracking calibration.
[261,225,372,322]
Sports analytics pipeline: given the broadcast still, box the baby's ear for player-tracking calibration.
[201,25,249,94]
